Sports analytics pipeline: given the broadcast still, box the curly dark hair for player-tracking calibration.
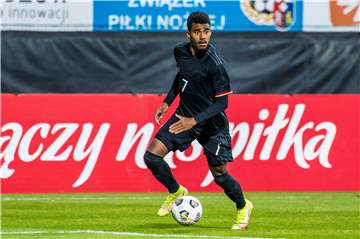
[187,12,211,31]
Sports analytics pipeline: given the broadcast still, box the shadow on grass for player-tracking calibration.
[194,224,230,229]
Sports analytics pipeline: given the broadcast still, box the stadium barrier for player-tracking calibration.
[2,32,359,94]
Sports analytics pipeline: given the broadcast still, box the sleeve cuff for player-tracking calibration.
[194,114,205,124]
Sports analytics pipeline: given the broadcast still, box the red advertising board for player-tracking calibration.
[1,94,359,193]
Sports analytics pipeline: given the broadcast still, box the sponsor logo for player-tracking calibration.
[240,0,296,31]
[1,0,68,25]
[330,0,360,26]
[0,104,336,188]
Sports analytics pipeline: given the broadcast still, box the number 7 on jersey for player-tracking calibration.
[181,78,188,92]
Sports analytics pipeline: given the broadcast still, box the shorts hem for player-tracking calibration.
[155,135,174,152]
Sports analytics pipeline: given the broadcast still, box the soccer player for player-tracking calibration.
[143,12,253,230]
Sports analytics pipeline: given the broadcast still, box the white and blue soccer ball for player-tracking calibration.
[171,196,202,226]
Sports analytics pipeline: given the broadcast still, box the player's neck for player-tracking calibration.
[189,44,207,57]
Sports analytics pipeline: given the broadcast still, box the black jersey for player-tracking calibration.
[171,42,232,136]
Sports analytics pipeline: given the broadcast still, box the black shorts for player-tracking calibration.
[155,114,234,167]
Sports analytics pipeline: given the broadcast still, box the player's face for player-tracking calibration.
[187,23,212,51]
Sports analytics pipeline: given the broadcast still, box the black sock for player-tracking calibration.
[144,151,179,193]
[214,173,246,209]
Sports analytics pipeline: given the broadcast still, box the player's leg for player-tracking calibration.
[201,131,253,230]
[208,164,253,230]
[144,114,192,216]
[144,138,188,216]
[208,162,253,230]
[209,164,245,209]
[145,138,179,193]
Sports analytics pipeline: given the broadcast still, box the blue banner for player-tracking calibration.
[93,0,303,32]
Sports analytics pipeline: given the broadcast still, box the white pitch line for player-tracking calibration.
[1,196,311,202]
[1,196,163,201]
[1,196,223,201]
[0,230,286,239]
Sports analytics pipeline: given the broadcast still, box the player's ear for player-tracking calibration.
[186,31,190,39]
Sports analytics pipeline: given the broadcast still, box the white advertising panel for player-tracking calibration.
[0,0,93,31]
[304,0,360,31]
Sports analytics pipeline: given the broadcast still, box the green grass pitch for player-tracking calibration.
[1,192,359,239]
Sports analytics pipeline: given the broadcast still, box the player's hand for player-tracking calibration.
[169,114,197,134]
[155,102,169,125]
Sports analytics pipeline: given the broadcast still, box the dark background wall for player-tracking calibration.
[2,32,359,94]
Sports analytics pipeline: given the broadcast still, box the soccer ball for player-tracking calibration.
[171,196,202,226]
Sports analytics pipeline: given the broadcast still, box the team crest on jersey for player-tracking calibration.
[240,0,296,31]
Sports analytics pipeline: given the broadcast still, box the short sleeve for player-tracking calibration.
[212,64,232,97]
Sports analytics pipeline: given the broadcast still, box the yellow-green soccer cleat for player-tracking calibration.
[231,199,253,230]
[157,185,188,217]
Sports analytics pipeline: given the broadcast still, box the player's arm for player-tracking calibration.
[163,72,180,106]
[155,73,180,125]
[194,95,228,123]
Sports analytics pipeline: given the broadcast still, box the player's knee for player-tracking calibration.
[147,138,168,156]
[210,165,228,176]
[144,151,163,169]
